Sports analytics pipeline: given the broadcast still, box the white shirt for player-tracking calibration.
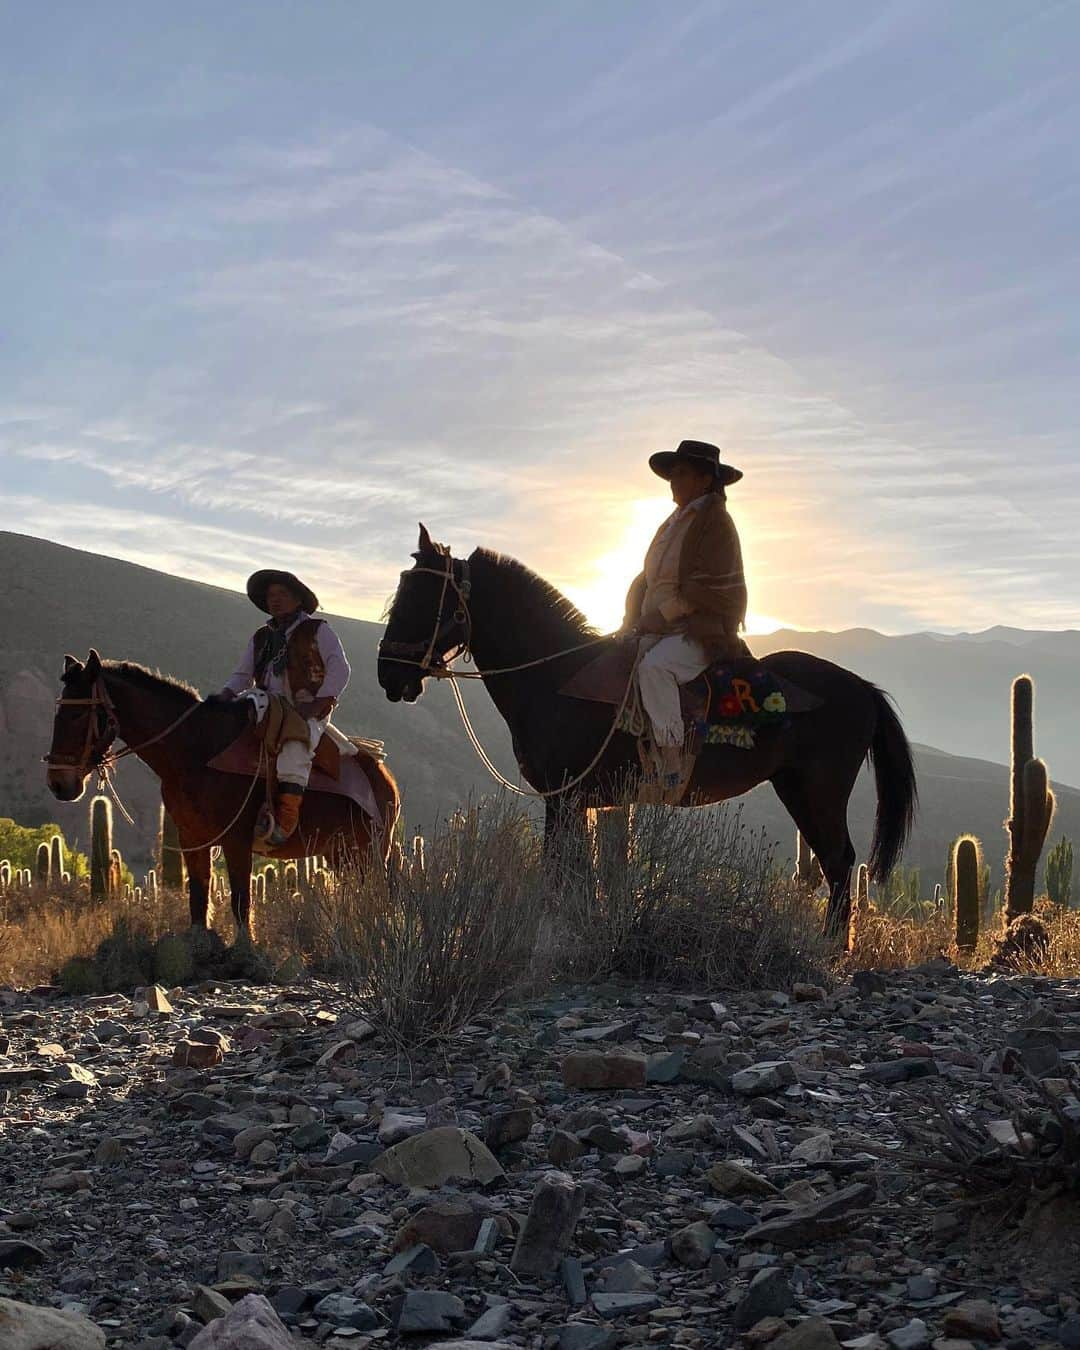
[224,612,351,703]
[642,493,710,623]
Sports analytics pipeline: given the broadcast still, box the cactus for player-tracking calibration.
[0,859,9,891]
[90,795,112,900]
[932,882,943,910]
[954,835,982,955]
[49,834,64,884]
[35,842,51,886]
[1045,836,1074,907]
[411,834,426,874]
[284,862,298,893]
[110,849,124,897]
[160,807,184,890]
[1005,676,1055,920]
[848,861,871,947]
[793,831,823,889]
[146,868,158,900]
[61,871,70,886]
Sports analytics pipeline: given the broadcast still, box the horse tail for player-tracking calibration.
[867,685,918,884]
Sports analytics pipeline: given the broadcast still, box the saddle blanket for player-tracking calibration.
[560,642,822,750]
[207,725,381,822]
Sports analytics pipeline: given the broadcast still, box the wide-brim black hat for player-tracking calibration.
[246,570,319,615]
[649,439,742,486]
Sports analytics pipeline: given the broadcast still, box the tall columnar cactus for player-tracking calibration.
[793,831,823,889]
[411,834,426,874]
[49,834,64,884]
[1045,836,1074,908]
[90,795,113,900]
[36,842,51,886]
[932,882,943,910]
[160,806,184,891]
[146,868,158,900]
[0,859,9,891]
[109,848,123,897]
[284,862,299,893]
[953,835,982,955]
[1005,676,1055,920]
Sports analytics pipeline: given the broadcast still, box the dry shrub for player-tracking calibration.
[311,798,546,1047]
[553,804,829,989]
[847,901,953,970]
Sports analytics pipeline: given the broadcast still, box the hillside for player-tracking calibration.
[1,530,1073,887]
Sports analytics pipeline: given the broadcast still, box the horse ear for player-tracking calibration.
[417,523,435,555]
[62,654,81,678]
[85,649,102,676]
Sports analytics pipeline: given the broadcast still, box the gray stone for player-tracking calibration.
[731,1061,798,1095]
[394,1290,467,1334]
[561,1256,587,1306]
[601,1260,655,1294]
[510,1171,584,1277]
[384,1244,440,1276]
[670,1220,715,1269]
[558,1328,616,1350]
[187,1295,295,1349]
[734,1267,794,1329]
[374,1127,504,1188]
[0,1297,105,1350]
[771,1317,843,1350]
[311,1294,378,1330]
[464,1303,513,1339]
[887,1320,932,1350]
[591,1292,661,1318]
[52,1063,97,1099]
[863,1060,940,1084]
[0,1240,47,1271]
[216,1251,265,1282]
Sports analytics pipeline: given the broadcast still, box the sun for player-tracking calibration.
[565,498,787,636]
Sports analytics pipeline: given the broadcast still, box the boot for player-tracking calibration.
[255,787,303,849]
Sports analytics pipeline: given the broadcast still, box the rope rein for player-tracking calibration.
[379,559,639,799]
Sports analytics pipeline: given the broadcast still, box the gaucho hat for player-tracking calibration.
[649,439,742,486]
[246,570,319,615]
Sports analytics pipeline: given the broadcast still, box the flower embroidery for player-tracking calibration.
[762,691,787,714]
[718,693,742,717]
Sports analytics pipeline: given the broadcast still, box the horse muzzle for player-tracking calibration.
[47,766,89,802]
[378,662,424,704]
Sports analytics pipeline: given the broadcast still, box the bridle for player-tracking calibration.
[378,552,474,676]
[43,675,120,777]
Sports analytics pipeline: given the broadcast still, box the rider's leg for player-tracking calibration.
[267,717,328,844]
[638,635,708,771]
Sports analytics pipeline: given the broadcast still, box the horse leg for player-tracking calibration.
[770,767,857,945]
[185,846,213,930]
[221,833,255,945]
[544,795,589,892]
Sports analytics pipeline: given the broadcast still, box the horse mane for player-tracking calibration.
[102,660,202,704]
[469,549,598,639]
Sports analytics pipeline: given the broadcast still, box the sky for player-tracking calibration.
[2,1,1079,635]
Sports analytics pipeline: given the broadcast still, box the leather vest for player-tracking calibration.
[252,618,326,698]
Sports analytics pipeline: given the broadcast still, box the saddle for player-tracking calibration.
[207,715,383,822]
[560,641,822,749]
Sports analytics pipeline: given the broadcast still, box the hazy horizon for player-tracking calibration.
[4,3,1078,634]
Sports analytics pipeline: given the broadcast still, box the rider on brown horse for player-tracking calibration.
[622,440,748,786]
[211,570,350,847]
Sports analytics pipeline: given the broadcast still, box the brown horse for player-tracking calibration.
[378,528,917,940]
[45,651,400,939]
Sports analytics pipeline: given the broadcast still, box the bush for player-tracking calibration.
[152,933,195,986]
[59,956,103,996]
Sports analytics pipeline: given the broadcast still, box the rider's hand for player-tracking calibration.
[635,610,669,636]
[205,689,238,704]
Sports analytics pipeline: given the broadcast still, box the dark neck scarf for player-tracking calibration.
[264,608,304,678]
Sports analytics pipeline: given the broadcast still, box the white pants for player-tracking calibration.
[637,635,709,747]
[276,716,329,789]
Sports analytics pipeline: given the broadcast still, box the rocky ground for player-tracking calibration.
[2,962,1080,1350]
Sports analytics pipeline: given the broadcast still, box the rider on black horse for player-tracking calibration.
[621,440,748,784]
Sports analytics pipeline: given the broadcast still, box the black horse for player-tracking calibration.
[378,526,917,939]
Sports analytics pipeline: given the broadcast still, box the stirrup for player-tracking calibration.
[253,802,296,850]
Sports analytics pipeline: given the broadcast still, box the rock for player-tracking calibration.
[378,1110,426,1145]
[734,1267,794,1329]
[731,1061,798,1095]
[707,1159,779,1197]
[591,1292,661,1318]
[942,1302,1001,1342]
[791,1132,833,1163]
[395,1200,486,1254]
[670,1220,715,1268]
[192,1286,232,1323]
[373,1127,504,1188]
[793,983,827,1001]
[744,1182,874,1246]
[52,1063,97,1099]
[394,1290,467,1334]
[311,1294,378,1330]
[464,1304,513,1339]
[549,1129,585,1166]
[234,1126,276,1161]
[172,1040,224,1069]
[0,1298,105,1350]
[136,984,174,1013]
[217,1251,265,1282]
[0,1240,47,1270]
[561,1051,647,1091]
[384,1244,440,1276]
[93,1136,125,1166]
[510,1171,584,1277]
[485,1106,533,1150]
[561,1255,587,1306]
[770,1317,843,1350]
[887,1320,932,1350]
[558,1328,616,1350]
[863,1060,939,1084]
[187,1294,302,1349]
[601,1260,655,1293]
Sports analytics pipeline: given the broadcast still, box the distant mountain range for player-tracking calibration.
[1,530,1074,890]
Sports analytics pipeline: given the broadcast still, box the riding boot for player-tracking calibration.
[256,785,304,848]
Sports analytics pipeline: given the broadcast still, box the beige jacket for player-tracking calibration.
[623,492,747,660]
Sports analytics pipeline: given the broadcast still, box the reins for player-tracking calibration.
[379,559,636,799]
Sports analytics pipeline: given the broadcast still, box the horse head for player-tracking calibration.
[378,523,470,703]
[45,649,117,801]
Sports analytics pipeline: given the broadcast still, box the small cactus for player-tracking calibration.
[49,834,64,884]
[146,868,158,900]
[0,859,10,891]
[284,862,298,892]
[90,795,112,900]
[793,831,823,889]
[36,842,51,886]
[110,849,124,897]
[954,835,982,955]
